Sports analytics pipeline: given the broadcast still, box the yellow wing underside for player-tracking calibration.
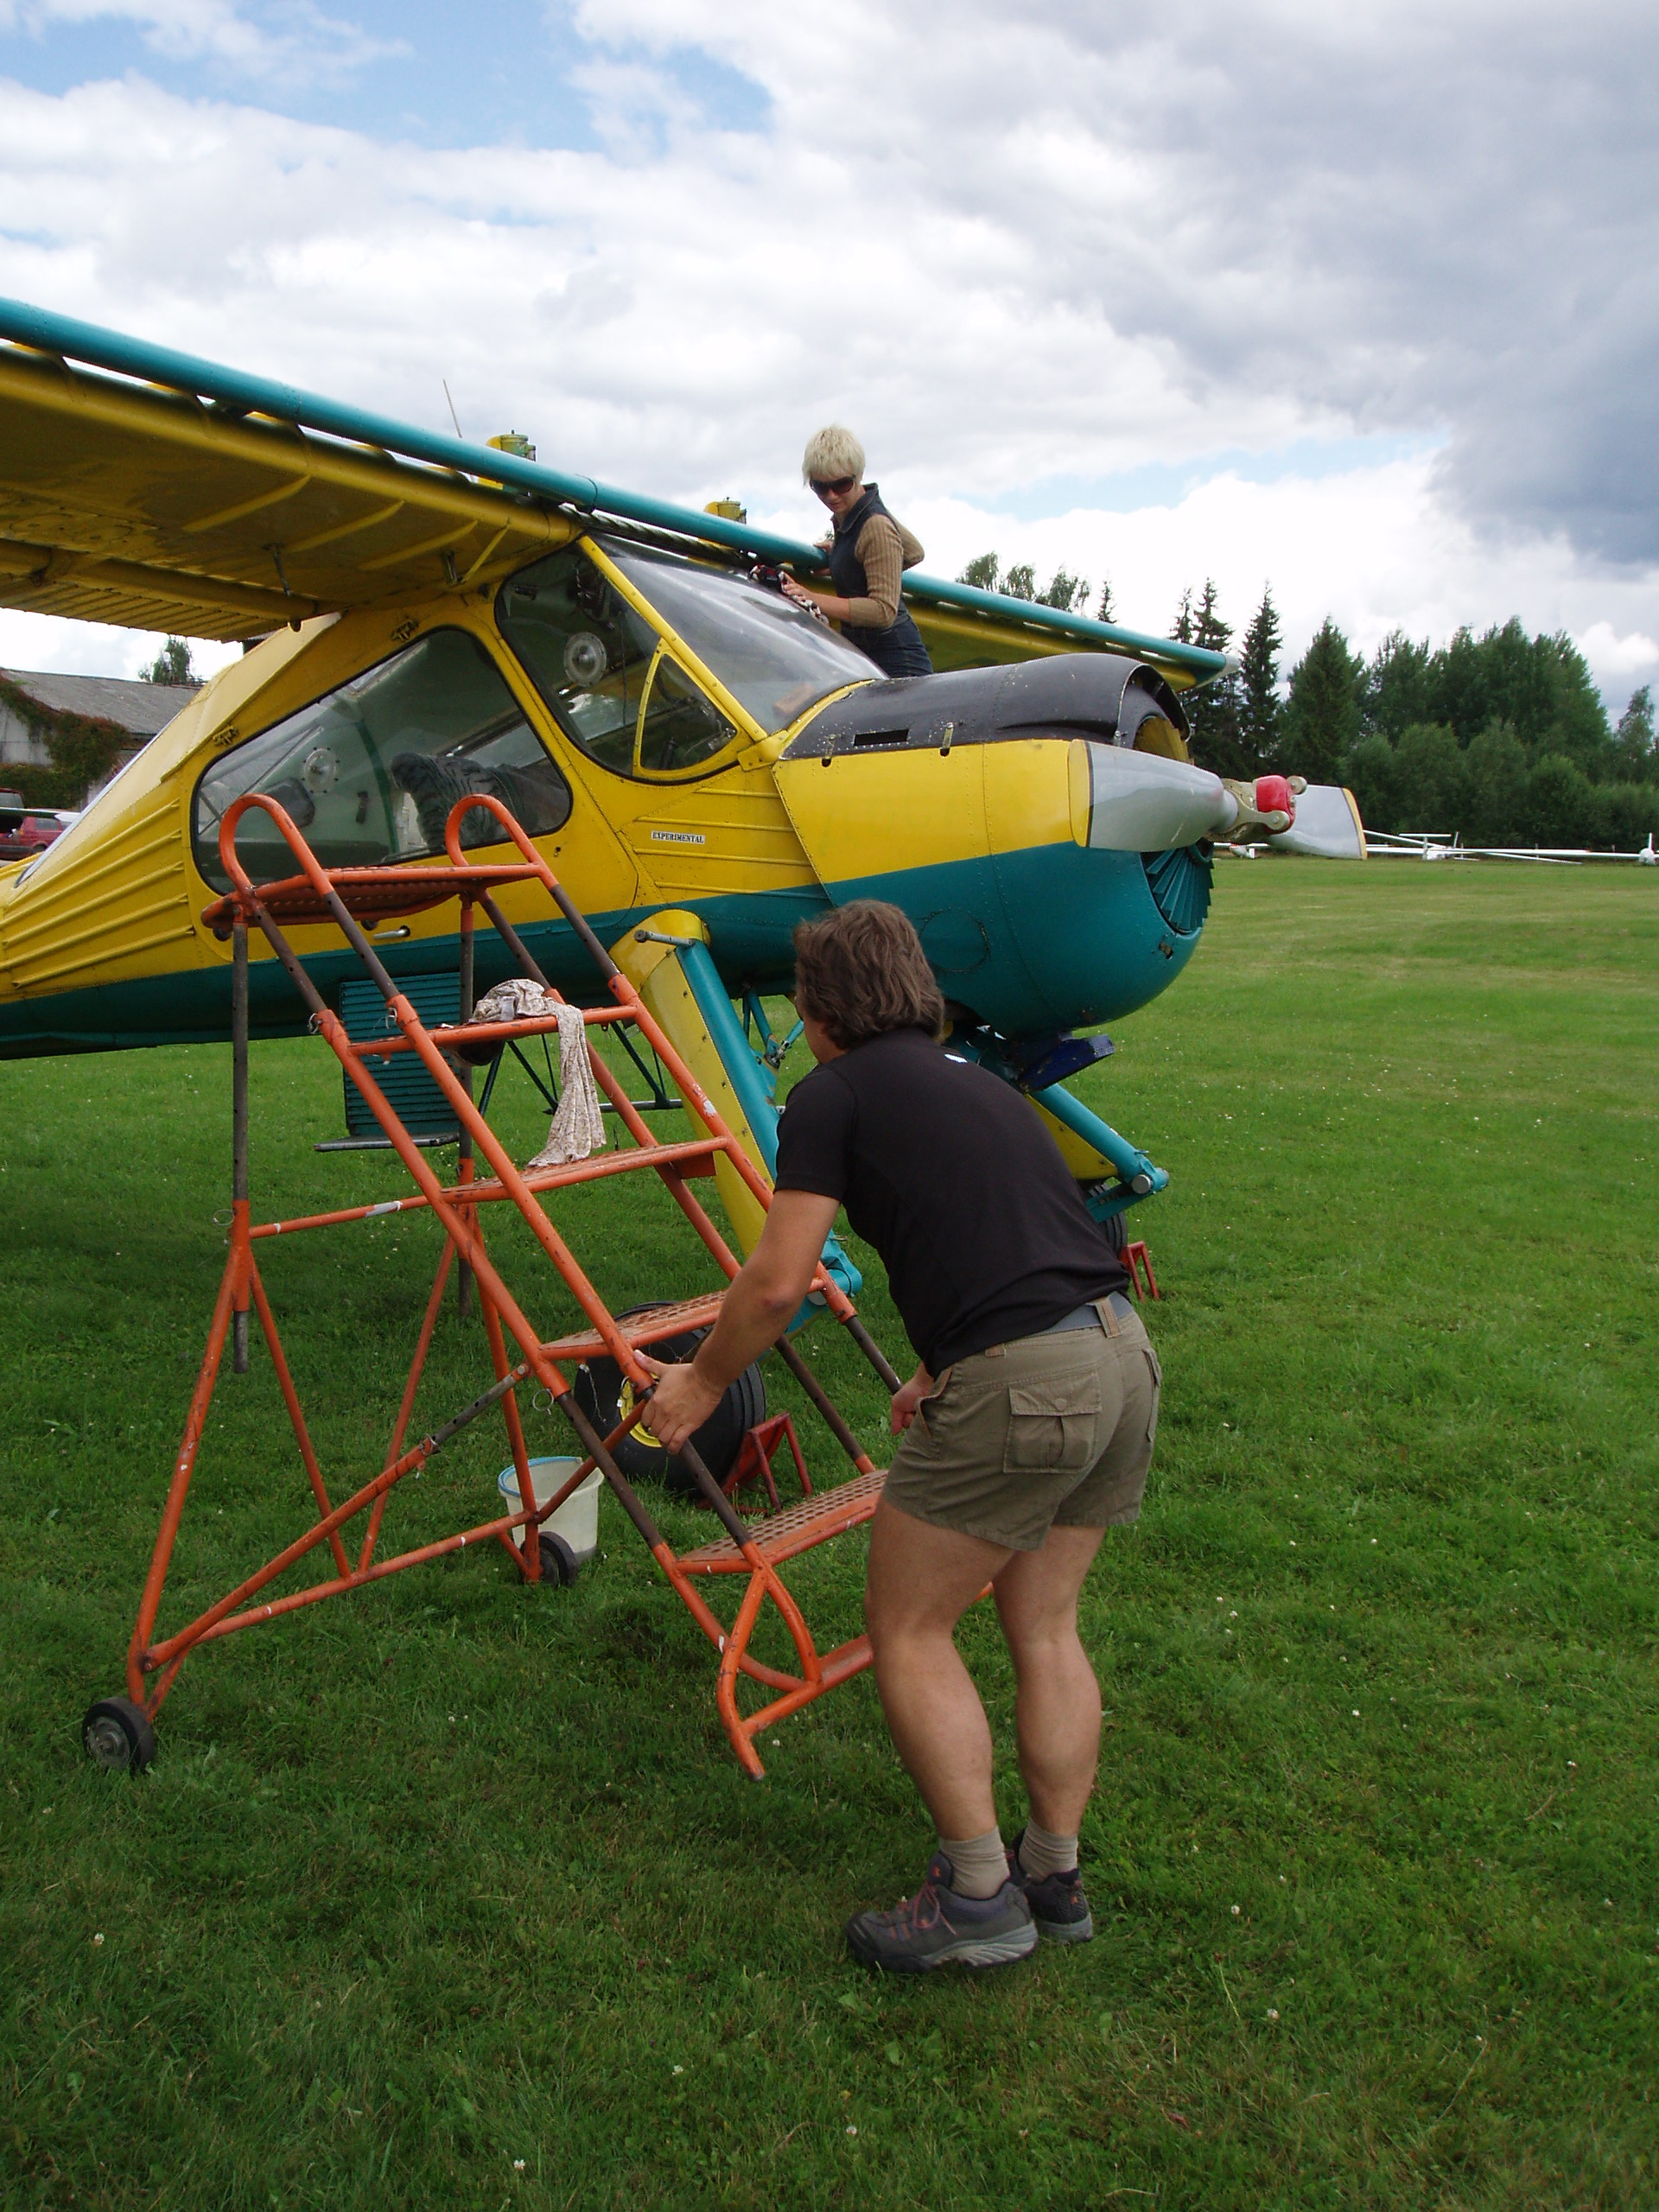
[0,346,566,639]
[0,341,1202,690]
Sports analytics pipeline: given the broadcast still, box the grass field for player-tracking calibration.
[2,861,1656,2210]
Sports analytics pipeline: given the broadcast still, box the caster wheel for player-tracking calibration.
[82,1695,156,1774]
[538,1530,579,1586]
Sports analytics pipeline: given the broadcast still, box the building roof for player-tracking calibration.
[0,667,200,738]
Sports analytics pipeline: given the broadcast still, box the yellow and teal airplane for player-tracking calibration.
[0,298,1314,1224]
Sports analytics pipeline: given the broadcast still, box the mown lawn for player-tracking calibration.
[2,861,1656,2210]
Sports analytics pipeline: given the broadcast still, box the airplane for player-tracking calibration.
[0,295,1316,1236]
[1366,830,1658,865]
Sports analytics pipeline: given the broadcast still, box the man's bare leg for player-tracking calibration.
[861,1497,1012,1839]
[992,1523,1108,1835]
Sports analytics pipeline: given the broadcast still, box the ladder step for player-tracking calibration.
[678,1468,887,1573]
[540,1293,728,1365]
[442,1138,723,1205]
[202,861,546,932]
[346,1003,632,1059]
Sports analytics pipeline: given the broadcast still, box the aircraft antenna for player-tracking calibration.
[442,378,464,440]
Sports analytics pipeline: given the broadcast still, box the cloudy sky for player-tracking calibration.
[2,0,1655,709]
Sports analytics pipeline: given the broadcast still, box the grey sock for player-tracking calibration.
[938,1826,1008,1900]
[1017,1821,1079,1882]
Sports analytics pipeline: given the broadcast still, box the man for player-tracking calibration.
[644,903,1160,1973]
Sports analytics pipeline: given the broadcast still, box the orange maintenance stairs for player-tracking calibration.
[80,792,901,1781]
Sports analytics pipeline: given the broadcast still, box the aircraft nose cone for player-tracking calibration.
[1072,741,1230,852]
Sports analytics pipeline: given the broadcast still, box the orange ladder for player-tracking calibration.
[86,792,900,1779]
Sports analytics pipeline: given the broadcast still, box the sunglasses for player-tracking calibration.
[810,475,856,498]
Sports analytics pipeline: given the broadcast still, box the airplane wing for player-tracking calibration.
[0,342,565,640]
[0,296,1229,688]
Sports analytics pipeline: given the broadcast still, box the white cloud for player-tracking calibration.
[1573,622,1659,684]
[1,3,1656,702]
[0,609,241,680]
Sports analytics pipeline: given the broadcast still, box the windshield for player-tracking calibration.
[603,543,877,734]
[496,547,738,779]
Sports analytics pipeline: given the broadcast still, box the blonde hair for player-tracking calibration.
[802,425,865,486]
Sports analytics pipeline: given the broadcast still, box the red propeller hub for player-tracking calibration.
[1254,774,1296,823]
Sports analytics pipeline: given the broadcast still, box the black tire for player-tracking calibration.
[82,1695,155,1774]
[537,1530,579,1586]
[575,1309,765,1498]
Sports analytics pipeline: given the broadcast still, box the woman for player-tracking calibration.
[780,427,934,679]
[644,902,1161,1974]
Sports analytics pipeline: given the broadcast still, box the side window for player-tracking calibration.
[497,546,736,779]
[192,629,571,891]
[637,648,737,774]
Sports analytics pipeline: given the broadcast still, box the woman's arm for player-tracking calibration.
[639,1191,841,1452]
[781,514,907,628]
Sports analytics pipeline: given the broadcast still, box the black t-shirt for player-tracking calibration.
[773,1027,1128,1372]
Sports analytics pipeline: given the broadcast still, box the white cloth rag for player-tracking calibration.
[467,979,607,1167]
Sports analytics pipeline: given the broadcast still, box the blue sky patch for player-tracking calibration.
[972,433,1448,521]
[0,1,771,151]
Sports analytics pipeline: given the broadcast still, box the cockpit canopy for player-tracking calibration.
[192,537,880,890]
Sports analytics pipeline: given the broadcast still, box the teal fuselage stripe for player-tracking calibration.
[813,842,1200,1035]
[0,842,1201,1058]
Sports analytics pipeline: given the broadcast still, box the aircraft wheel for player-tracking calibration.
[575,1310,765,1498]
[82,1695,156,1775]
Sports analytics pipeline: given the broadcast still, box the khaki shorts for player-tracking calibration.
[884,1302,1161,1551]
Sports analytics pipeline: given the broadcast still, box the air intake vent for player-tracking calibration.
[1141,843,1212,937]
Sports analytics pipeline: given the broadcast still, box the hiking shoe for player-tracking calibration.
[1007,1832,1094,1943]
[844,1853,1037,1974]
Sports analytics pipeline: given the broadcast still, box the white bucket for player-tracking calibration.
[497,1457,602,1565]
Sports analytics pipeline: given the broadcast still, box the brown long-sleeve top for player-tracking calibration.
[842,513,925,631]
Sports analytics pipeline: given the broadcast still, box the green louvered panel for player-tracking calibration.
[1141,843,1213,937]
[339,973,461,1139]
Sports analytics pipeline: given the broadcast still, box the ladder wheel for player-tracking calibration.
[82,1695,156,1774]
[537,1530,579,1587]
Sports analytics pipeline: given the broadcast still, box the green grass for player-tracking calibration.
[2,861,1656,2209]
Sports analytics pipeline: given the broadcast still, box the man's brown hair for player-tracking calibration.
[791,901,945,1050]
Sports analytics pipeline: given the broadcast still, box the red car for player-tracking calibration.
[0,807,67,863]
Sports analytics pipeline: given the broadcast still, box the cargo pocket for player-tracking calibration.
[1002,1373,1103,1475]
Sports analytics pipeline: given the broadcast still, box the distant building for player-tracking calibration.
[0,668,200,805]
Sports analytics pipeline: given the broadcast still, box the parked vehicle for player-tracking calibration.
[0,807,67,863]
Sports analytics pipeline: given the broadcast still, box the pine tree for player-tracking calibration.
[143,636,197,686]
[1364,630,1431,741]
[1183,581,1247,779]
[1238,585,1283,769]
[1614,683,1656,782]
[1096,577,1116,623]
[1034,569,1089,613]
[1171,588,1194,645]
[1281,618,1363,783]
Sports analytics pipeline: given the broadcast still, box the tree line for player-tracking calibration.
[957,556,1659,850]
